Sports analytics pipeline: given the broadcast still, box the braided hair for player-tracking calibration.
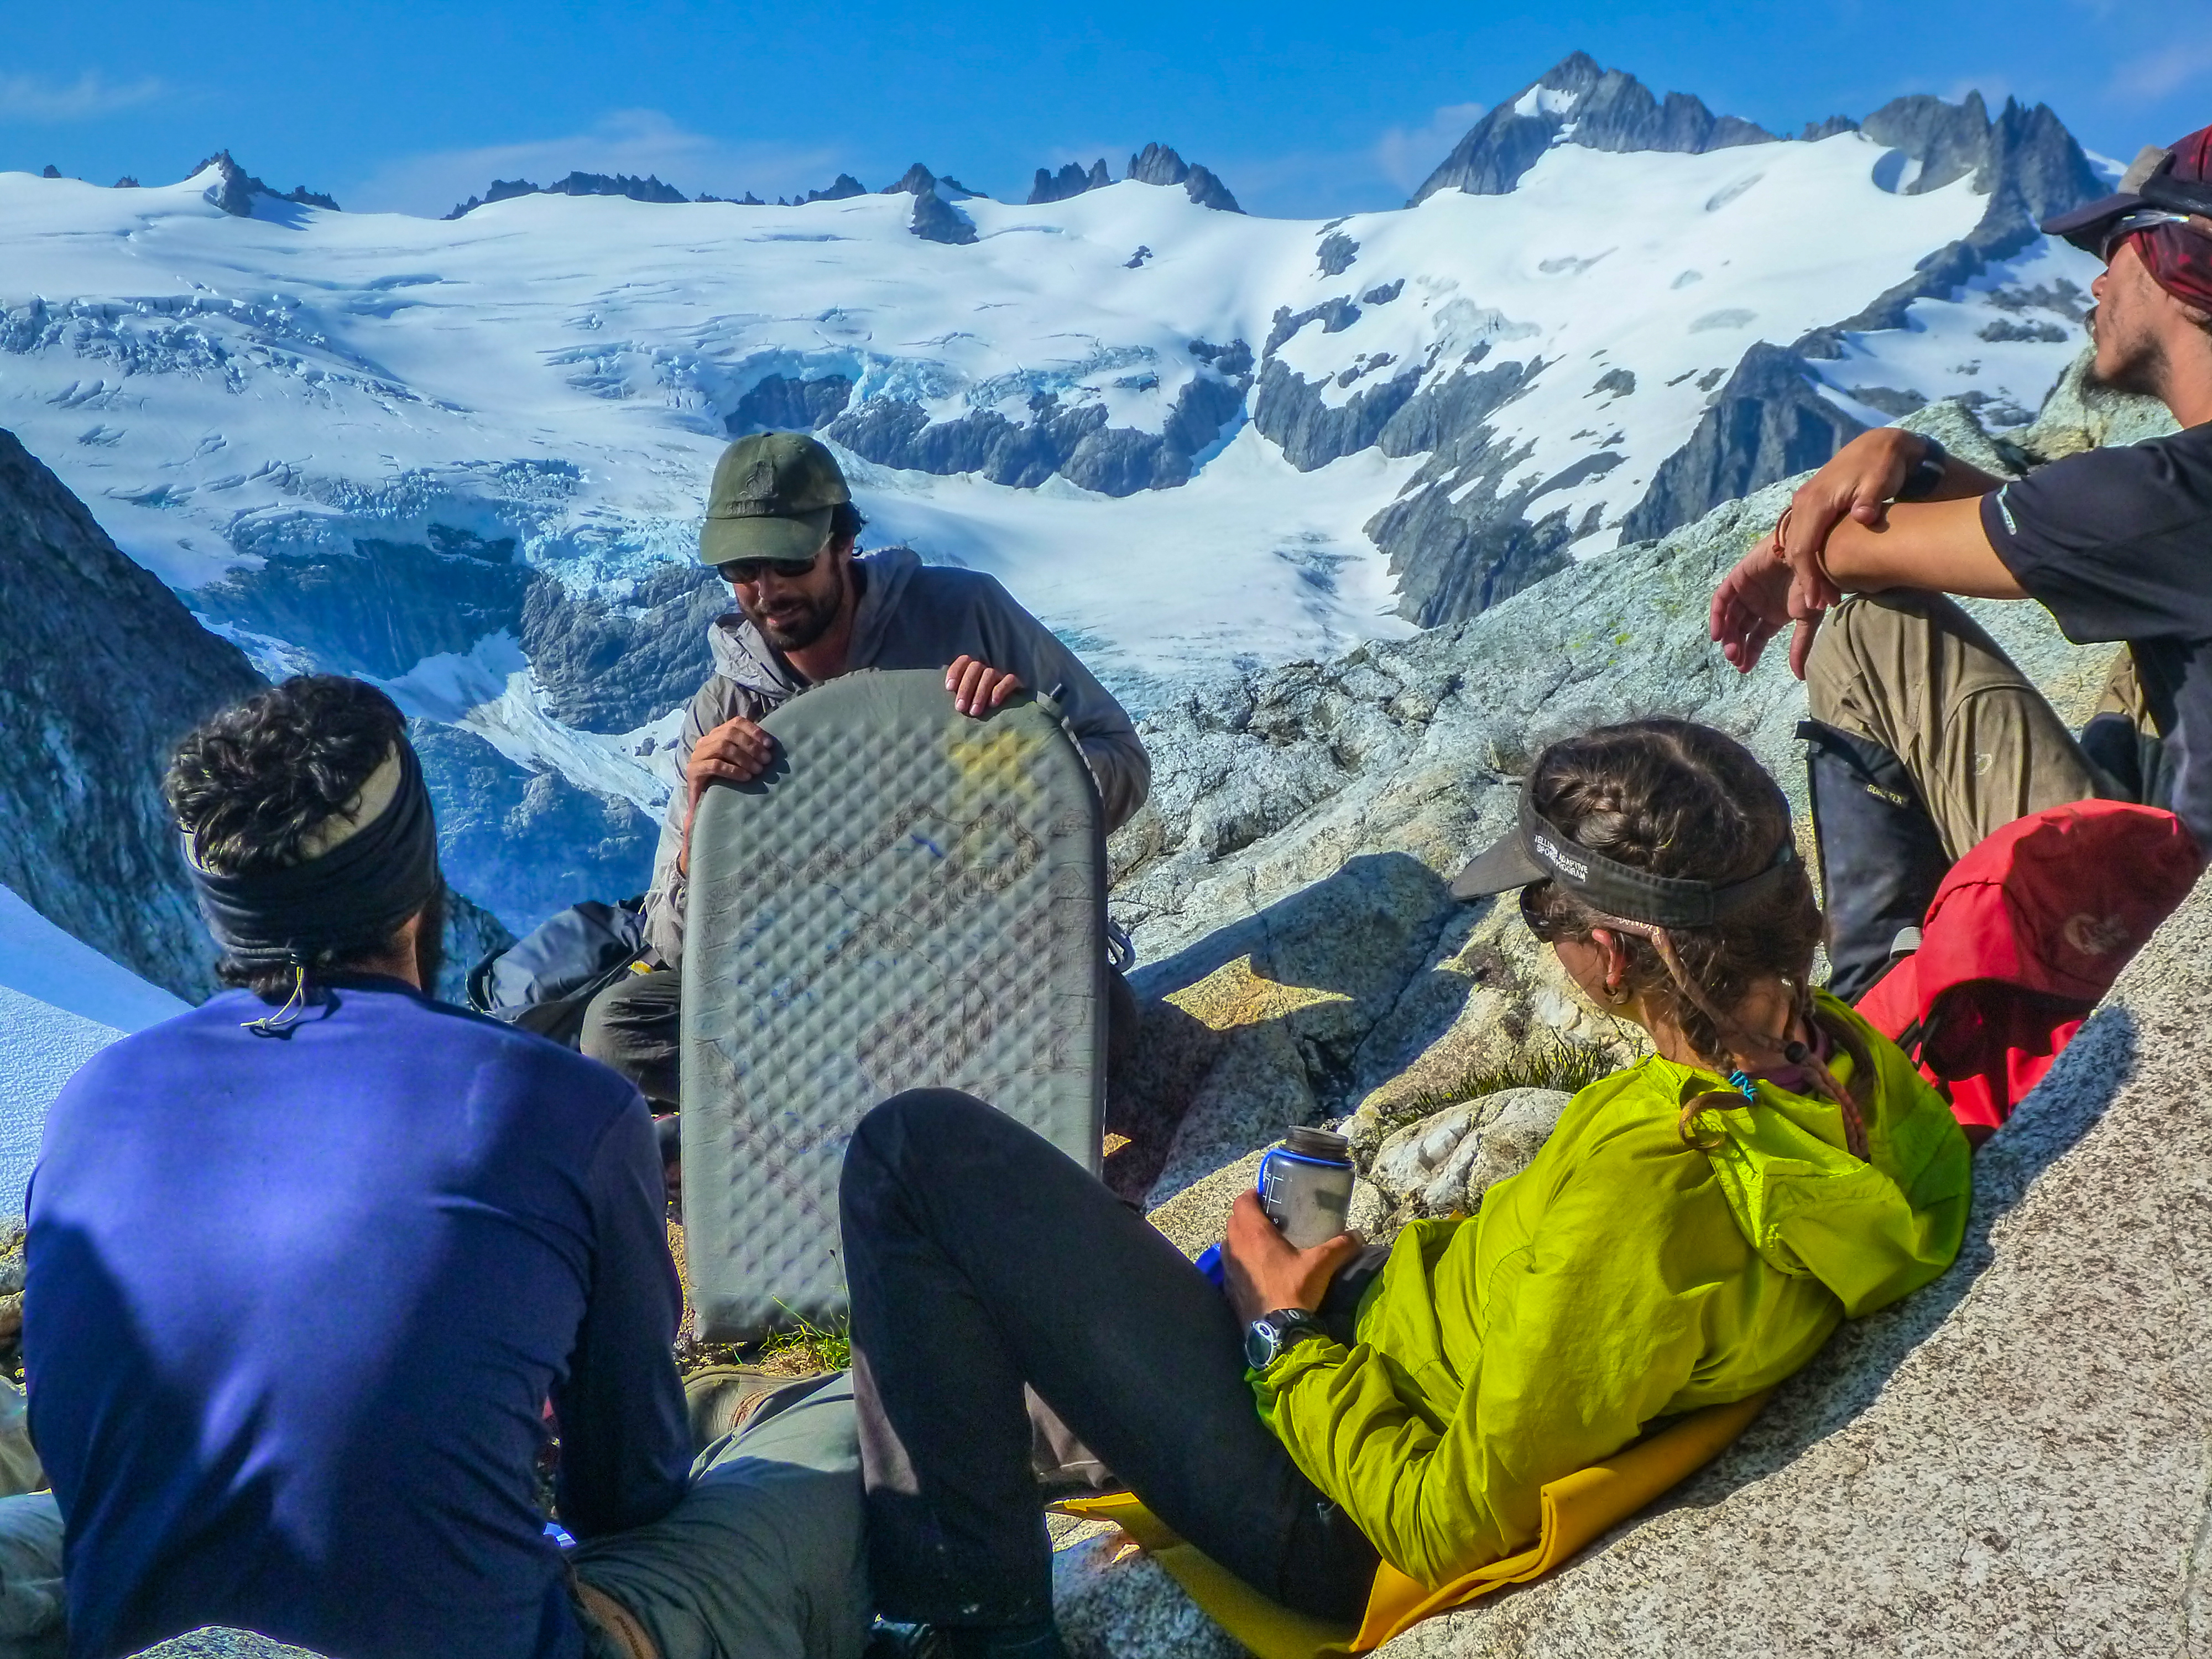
[1523,719,1871,1156]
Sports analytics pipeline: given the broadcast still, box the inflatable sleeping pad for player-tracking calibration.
[681,668,1108,1340]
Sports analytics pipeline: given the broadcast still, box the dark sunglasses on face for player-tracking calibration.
[718,552,821,585]
[2099,209,2192,264]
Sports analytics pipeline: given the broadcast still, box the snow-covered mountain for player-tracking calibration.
[0,54,2106,938]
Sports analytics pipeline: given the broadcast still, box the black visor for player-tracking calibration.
[1449,785,1796,930]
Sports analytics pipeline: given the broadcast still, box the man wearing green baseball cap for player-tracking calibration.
[581,430,1150,1111]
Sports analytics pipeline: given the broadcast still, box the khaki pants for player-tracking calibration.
[571,1373,868,1659]
[1803,591,2148,860]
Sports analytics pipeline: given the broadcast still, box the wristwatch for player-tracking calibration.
[1896,435,1949,502]
[1245,1308,1330,1370]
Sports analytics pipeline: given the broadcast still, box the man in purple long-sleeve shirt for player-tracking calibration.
[15,676,867,1659]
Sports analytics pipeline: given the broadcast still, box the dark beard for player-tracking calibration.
[2084,305,2171,400]
[743,567,847,651]
[413,882,449,996]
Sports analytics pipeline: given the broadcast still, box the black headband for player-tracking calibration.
[1517,789,1796,928]
[184,742,442,968]
[1451,781,1797,927]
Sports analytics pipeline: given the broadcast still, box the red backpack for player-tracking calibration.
[1854,800,2201,1131]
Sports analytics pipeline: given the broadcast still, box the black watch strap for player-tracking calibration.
[1896,435,1949,502]
[1245,1308,1329,1370]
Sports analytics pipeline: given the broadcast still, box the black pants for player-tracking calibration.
[838,1089,1380,1629]
[580,967,683,1108]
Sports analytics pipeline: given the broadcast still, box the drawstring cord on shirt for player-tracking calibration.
[1585,909,1872,1162]
[242,958,312,1036]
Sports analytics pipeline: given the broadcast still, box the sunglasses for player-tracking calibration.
[718,552,822,585]
[1519,883,1563,943]
[2098,208,2193,264]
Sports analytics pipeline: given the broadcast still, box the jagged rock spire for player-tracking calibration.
[1123,144,1242,212]
[1408,53,1772,205]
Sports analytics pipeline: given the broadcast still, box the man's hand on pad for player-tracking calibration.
[687,716,774,803]
[1223,1190,1363,1326]
[946,655,1023,717]
[678,715,774,873]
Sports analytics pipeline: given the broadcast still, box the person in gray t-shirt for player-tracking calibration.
[582,432,1150,1114]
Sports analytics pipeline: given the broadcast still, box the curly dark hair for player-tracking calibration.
[1522,718,1823,1069]
[165,675,443,999]
[830,501,868,547]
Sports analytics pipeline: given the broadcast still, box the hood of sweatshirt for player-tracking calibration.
[1650,992,1973,1319]
[706,546,925,697]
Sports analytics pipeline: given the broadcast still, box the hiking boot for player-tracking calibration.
[1798,721,1951,1001]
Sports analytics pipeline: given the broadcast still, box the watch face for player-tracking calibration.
[1245,1312,1313,1370]
[1244,1318,1276,1371]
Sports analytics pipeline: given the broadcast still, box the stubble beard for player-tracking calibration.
[744,567,847,652]
[2085,301,2172,403]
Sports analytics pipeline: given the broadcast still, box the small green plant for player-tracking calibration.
[759,1306,853,1376]
[1378,1034,1618,1141]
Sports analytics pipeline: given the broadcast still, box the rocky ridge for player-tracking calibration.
[1061,356,2184,1651]
[0,427,264,999]
[1410,51,1775,203]
[0,429,509,999]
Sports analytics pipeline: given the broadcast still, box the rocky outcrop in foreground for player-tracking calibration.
[1378,864,2212,1657]
[0,429,264,999]
[1069,368,2194,1652]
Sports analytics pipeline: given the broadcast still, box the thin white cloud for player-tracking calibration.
[2109,41,2212,102]
[1374,102,1486,196]
[0,70,165,123]
[345,109,844,217]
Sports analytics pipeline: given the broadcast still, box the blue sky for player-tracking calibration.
[4,1,2206,220]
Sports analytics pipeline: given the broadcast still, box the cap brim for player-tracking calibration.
[698,506,834,567]
[1448,831,1548,901]
[2040,191,2143,251]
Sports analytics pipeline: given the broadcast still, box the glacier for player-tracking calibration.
[0,77,2103,935]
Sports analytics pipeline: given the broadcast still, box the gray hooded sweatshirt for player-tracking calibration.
[644,545,1150,963]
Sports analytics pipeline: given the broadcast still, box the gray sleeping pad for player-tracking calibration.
[681,668,1107,1340]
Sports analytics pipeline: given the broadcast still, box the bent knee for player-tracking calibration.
[841,1089,1001,1210]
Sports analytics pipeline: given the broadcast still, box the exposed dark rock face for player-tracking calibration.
[445,171,691,219]
[1028,159,1113,204]
[1124,144,1244,212]
[805,174,868,203]
[884,165,980,245]
[0,427,265,999]
[411,724,656,935]
[191,151,341,216]
[1316,233,1359,276]
[443,178,541,218]
[820,340,1251,498]
[1252,357,1422,471]
[1360,279,1404,306]
[1613,93,2104,542]
[191,530,535,681]
[1410,53,1772,205]
[1618,342,1868,543]
[726,372,857,434]
[519,562,729,732]
[1248,288,1571,624]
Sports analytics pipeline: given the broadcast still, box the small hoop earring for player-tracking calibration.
[1605,984,1630,1006]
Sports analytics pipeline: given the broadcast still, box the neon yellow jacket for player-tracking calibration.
[1251,993,1971,1590]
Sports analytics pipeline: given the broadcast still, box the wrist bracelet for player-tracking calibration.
[1896,435,1949,502]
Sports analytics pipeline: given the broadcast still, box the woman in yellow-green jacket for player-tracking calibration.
[840,719,1972,1659]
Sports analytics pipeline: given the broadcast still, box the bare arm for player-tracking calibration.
[1710,429,2024,679]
